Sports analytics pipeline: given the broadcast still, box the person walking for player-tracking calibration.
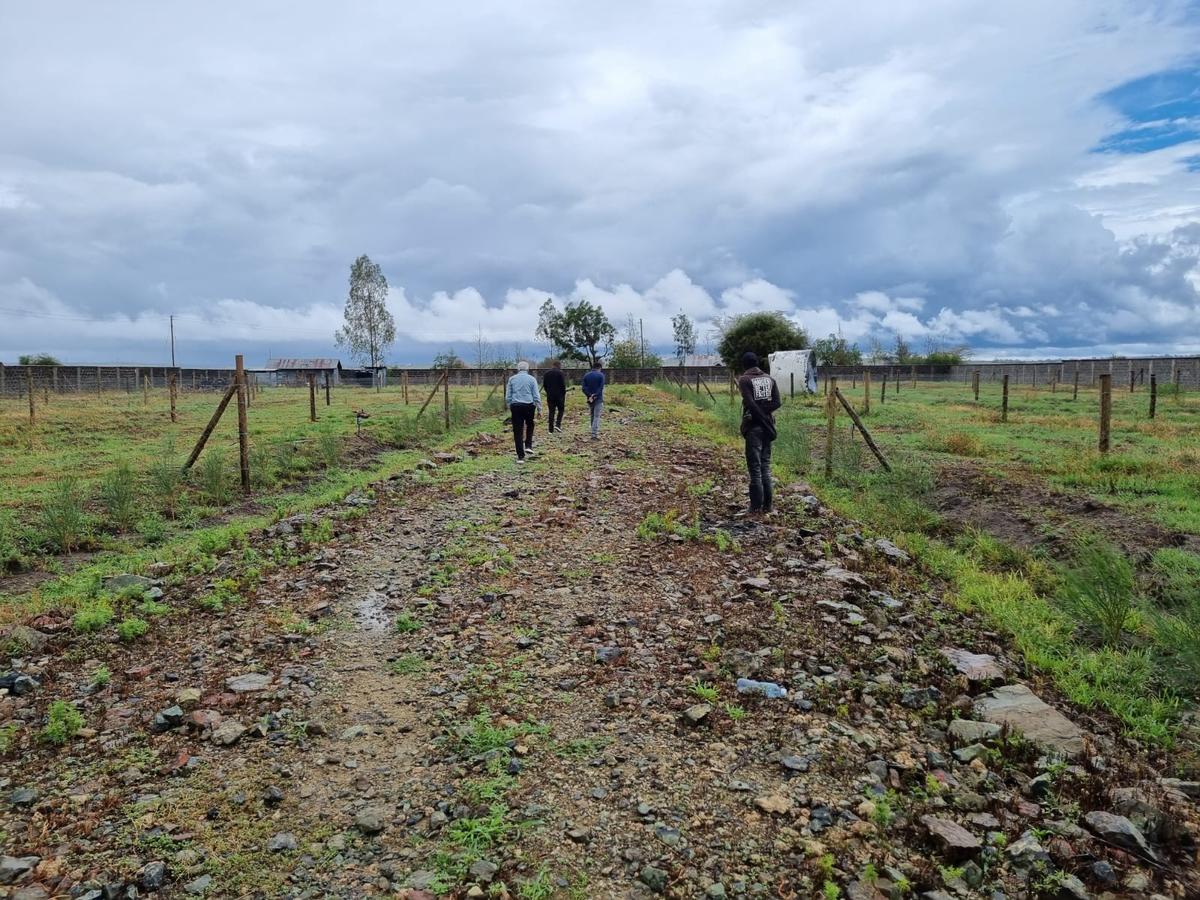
[737,352,781,513]
[505,361,541,462]
[542,359,567,433]
[580,360,606,440]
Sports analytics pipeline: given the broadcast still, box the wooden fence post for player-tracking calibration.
[1175,368,1182,399]
[880,372,887,405]
[443,371,450,430]
[1149,373,1157,420]
[1072,370,1079,401]
[235,355,250,492]
[142,374,149,405]
[417,371,447,420]
[972,370,980,402]
[324,371,331,406]
[1099,374,1112,452]
[169,372,178,423]
[824,377,838,478]
[308,374,317,422]
[911,365,916,389]
[27,368,34,425]
[1001,374,1009,423]
[864,371,871,414]
[789,372,795,400]
[1129,369,1135,393]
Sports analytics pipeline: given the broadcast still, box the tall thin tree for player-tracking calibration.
[335,255,396,390]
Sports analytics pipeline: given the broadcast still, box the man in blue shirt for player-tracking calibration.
[580,361,605,440]
[505,361,542,462]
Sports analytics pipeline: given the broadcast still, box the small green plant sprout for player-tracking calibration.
[724,703,747,721]
[116,617,149,642]
[389,654,426,675]
[690,679,719,702]
[823,881,841,900]
[42,700,85,745]
[90,665,111,687]
[861,863,878,884]
[99,460,139,531]
[394,612,422,633]
[702,643,722,662]
[0,722,19,754]
[817,853,835,879]
[73,597,114,633]
[871,792,896,831]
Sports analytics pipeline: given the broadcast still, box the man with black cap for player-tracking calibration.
[737,352,781,514]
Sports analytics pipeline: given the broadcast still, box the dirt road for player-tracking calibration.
[2,389,1196,899]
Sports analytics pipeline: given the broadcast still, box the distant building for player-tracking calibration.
[677,353,723,367]
[265,358,342,385]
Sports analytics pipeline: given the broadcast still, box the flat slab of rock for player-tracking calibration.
[920,815,981,861]
[947,719,1002,745]
[972,684,1084,757]
[225,672,272,693]
[1083,811,1159,861]
[942,648,1004,682]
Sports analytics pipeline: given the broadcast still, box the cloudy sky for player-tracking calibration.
[2,1,1199,366]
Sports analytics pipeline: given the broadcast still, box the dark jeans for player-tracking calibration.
[744,426,774,511]
[547,394,565,431]
[511,403,536,458]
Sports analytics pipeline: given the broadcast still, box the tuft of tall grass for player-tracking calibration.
[196,449,231,504]
[1056,536,1136,647]
[148,438,184,518]
[1148,548,1200,611]
[1151,607,1200,696]
[41,476,88,553]
[0,511,31,573]
[99,460,139,531]
[314,428,342,469]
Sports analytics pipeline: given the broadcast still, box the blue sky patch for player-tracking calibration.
[1095,67,1200,153]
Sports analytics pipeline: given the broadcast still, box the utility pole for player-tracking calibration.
[169,314,176,367]
[640,319,645,368]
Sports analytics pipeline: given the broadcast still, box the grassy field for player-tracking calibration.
[664,377,1200,750]
[0,383,503,575]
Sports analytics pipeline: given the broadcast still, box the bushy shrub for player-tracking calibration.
[196,448,231,504]
[41,700,84,745]
[148,438,184,517]
[116,617,149,641]
[73,596,114,633]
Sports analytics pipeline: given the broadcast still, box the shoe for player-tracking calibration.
[516,456,527,464]
[525,447,537,456]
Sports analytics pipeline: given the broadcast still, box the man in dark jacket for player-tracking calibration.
[737,352,781,513]
[542,360,567,433]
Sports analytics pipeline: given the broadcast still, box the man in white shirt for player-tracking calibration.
[505,361,542,462]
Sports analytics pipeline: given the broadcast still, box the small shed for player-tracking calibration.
[266,358,342,386]
[767,349,818,394]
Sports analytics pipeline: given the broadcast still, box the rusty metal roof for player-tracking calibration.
[266,358,342,370]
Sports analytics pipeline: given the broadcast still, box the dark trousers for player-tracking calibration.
[547,394,565,431]
[511,403,536,458]
[744,426,774,511]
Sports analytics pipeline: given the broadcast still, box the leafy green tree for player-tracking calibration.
[610,339,661,368]
[813,333,862,366]
[893,335,914,365]
[335,255,396,371]
[716,312,807,371]
[671,312,697,365]
[19,354,61,365]
[535,298,615,366]
[431,350,465,369]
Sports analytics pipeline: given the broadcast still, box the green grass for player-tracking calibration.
[665,382,1196,745]
[41,699,85,745]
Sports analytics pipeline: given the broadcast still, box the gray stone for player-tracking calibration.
[0,672,40,696]
[845,880,886,900]
[152,705,185,731]
[947,720,1002,745]
[210,722,247,747]
[355,807,388,835]
[873,539,909,562]
[920,815,981,861]
[639,865,669,894]
[973,684,1084,756]
[952,744,989,763]
[468,859,498,883]
[1006,832,1051,870]
[1083,811,1158,861]
[266,832,298,852]
[781,754,811,772]
[941,648,1004,682]
[1054,874,1089,899]
[139,860,168,891]
[225,672,272,692]
[10,885,50,900]
[9,788,38,807]
[706,884,727,898]
[683,703,712,725]
[103,574,155,591]
[406,870,437,889]
[184,875,212,895]
[3,626,49,653]
[0,856,40,885]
